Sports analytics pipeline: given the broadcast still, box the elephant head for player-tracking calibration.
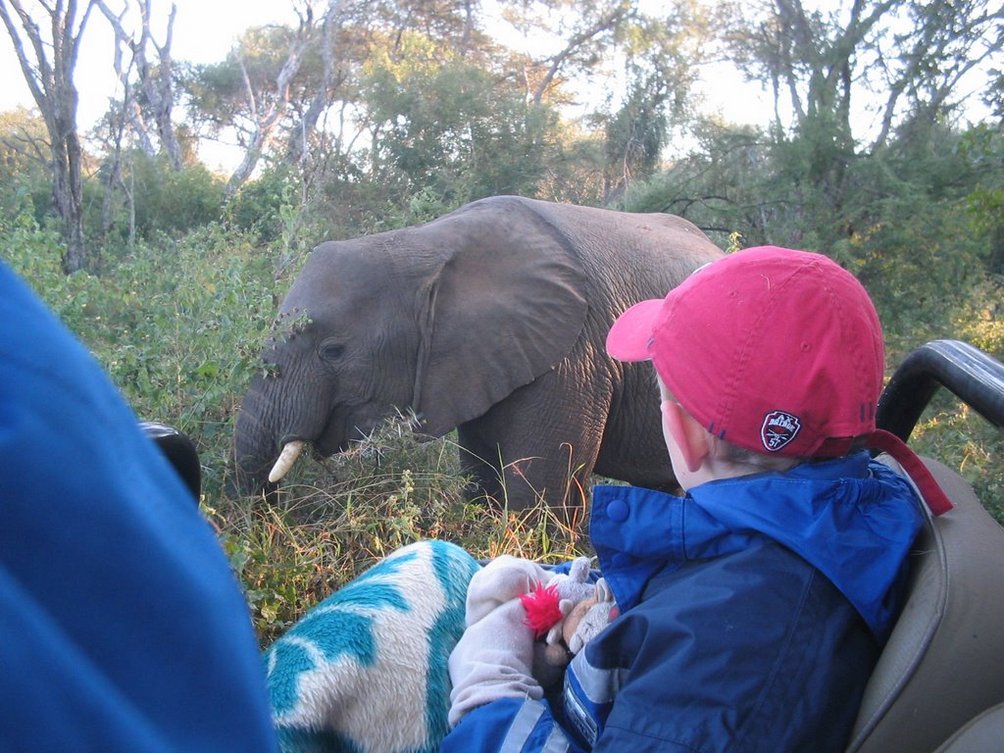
[232,199,590,496]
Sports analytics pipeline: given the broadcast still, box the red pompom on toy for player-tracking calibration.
[520,581,563,638]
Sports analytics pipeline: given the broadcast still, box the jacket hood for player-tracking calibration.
[590,452,925,641]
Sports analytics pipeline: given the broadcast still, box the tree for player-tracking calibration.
[222,10,315,198]
[0,0,97,272]
[598,2,712,201]
[493,0,633,106]
[724,0,1003,150]
[871,0,1004,148]
[90,0,186,245]
[0,106,52,223]
[620,119,779,246]
[285,0,345,165]
[179,1,365,198]
[717,0,1002,249]
[360,31,558,208]
[96,0,183,168]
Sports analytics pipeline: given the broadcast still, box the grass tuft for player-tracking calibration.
[208,416,594,646]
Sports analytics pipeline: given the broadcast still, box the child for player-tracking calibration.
[444,246,952,752]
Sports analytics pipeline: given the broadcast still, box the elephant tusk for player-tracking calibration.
[268,440,305,483]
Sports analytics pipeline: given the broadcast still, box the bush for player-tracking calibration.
[133,157,225,238]
[97,153,226,244]
[225,164,299,243]
[2,216,278,495]
[905,277,1004,523]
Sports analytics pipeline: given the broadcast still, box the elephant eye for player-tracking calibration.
[319,341,345,362]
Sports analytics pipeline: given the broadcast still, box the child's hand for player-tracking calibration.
[447,596,542,726]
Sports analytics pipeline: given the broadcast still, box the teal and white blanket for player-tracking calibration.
[264,540,480,753]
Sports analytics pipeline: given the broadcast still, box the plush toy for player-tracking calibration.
[563,577,619,653]
[520,568,618,687]
[458,554,618,692]
[449,554,621,727]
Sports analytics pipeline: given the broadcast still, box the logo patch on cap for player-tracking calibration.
[761,410,801,452]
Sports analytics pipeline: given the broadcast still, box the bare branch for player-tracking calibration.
[531,1,633,106]
[287,0,346,164]
[225,6,316,196]
[95,0,182,167]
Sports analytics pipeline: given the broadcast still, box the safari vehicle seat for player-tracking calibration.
[846,340,1004,753]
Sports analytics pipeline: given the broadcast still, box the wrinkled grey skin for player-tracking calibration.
[233,195,723,510]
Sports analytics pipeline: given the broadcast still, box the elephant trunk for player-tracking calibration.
[231,375,288,495]
[231,364,339,496]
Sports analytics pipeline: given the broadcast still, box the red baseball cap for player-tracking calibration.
[607,245,952,515]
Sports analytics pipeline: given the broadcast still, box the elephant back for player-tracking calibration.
[501,196,724,301]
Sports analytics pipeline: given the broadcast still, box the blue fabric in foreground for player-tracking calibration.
[0,260,277,752]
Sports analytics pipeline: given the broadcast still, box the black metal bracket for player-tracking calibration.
[141,421,202,501]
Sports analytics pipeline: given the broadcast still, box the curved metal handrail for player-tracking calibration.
[877,340,1004,442]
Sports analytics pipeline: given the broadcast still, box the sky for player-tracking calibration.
[0,1,770,111]
[1,1,991,172]
[1,2,294,123]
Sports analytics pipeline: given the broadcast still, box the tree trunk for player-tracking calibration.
[55,128,88,272]
[225,8,314,198]
[0,0,96,273]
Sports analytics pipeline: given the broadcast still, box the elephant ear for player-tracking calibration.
[413,210,587,437]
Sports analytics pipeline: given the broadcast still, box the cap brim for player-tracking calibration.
[606,298,665,361]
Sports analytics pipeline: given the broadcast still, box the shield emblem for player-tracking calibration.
[760,410,801,452]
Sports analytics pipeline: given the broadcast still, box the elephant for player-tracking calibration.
[232,195,723,511]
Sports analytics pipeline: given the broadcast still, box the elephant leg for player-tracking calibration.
[456,369,609,513]
[594,362,679,493]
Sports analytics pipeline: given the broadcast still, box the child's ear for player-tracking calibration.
[661,400,710,473]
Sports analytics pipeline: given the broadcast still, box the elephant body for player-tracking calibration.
[233,195,723,510]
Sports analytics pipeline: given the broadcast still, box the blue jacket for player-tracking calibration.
[0,261,278,752]
[441,454,924,753]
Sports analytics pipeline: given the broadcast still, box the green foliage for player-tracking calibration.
[0,108,56,229]
[360,31,558,208]
[959,123,1004,276]
[951,277,1004,358]
[896,281,1004,524]
[179,24,320,137]
[619,120,776,246]
[0,210,66,289]
[127,155,226,239]
[910,396,1003,526]
[226,163,301,242]
[601,73,671,199]
[1,216,278,494]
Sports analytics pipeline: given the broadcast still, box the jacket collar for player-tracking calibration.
[590,452,924,641]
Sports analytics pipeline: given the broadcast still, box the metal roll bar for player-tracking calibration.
[877,340,1004,442]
